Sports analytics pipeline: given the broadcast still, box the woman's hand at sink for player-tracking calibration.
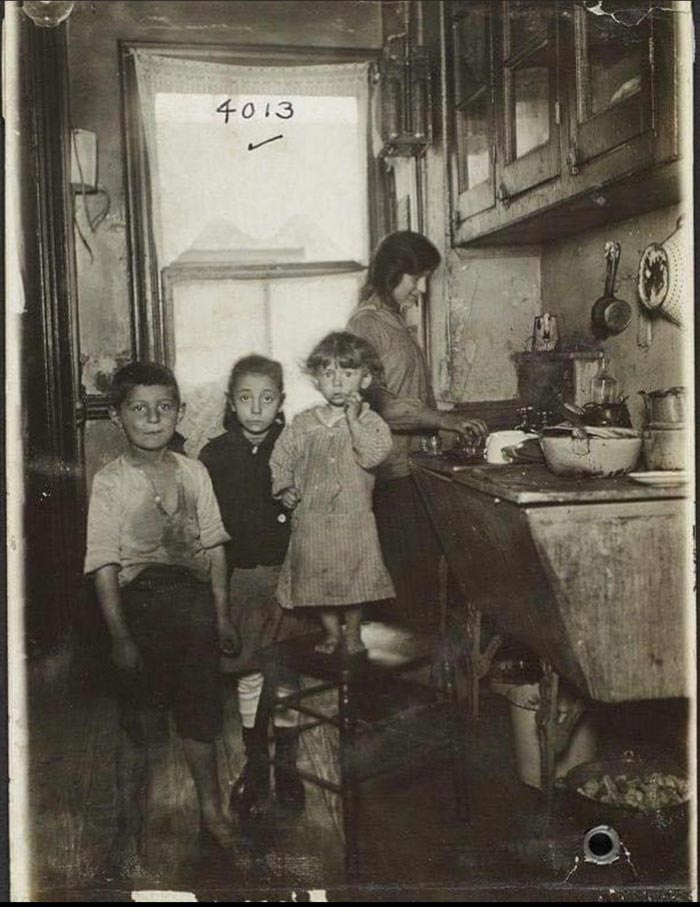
[439,412,489,441]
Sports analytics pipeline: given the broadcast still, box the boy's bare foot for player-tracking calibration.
[314,636,341,655]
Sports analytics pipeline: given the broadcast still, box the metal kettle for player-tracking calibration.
[639,387,687,425]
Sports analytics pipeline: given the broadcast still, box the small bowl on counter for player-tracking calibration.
[484,430,539,464]
[540,425,642,477]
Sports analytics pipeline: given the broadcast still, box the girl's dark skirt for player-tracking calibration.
[221,564,311,675]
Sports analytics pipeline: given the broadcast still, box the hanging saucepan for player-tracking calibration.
[591,241,632,338]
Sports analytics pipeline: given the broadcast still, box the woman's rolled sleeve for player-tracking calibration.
[369,385,440,432]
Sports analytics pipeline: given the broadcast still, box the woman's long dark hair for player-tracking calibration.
[360,230,441,310]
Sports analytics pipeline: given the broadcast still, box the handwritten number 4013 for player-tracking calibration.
[216,99,294,124]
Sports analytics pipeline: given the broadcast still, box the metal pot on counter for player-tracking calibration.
[639,387,688,471]
[639,386,687,425]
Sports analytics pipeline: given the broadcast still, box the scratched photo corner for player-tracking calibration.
[4,0,697,902]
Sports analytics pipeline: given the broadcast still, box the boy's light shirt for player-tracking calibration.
[84,452,230,586]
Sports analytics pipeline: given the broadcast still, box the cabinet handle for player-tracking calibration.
[496,182,512,208]
[567,143,581,177]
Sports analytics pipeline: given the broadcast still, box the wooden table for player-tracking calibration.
[411,457,692,796]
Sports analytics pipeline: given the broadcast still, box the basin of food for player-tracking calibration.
[540,426,642,477]
[561,751,690,867]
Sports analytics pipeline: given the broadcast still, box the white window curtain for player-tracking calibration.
[132,51,374,452]
[133,51,371,267]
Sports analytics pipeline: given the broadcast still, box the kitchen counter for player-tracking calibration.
[412,455,687,505]
[411,457,692,704]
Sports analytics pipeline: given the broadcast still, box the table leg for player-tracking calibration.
[464,605,503,722]
[536,662,585,809]
[439,554,503,721]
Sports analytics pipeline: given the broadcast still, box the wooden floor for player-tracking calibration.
[19,650,694,902]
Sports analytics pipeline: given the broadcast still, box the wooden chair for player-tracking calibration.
[258,617,469,878]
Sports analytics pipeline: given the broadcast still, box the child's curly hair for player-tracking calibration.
[305,331,385,384]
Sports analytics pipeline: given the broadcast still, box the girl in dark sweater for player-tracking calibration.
[200,355,307,818]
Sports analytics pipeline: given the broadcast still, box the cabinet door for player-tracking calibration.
[448,1,496,223]
[569,0,652,170]
[497,0,561,200]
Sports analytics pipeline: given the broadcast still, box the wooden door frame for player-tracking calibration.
[21,21,84,654]
[120,40,382,368]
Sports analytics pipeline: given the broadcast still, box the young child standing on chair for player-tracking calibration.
[271,332,395,656]
[84,362,239,870]
[200,355,308,818]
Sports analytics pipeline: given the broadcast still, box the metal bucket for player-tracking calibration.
[507,684,597,790]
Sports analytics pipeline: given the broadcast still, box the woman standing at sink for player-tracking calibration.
[347,231,487,627]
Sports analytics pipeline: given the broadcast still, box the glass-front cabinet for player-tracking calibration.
[498,0,561,200]
[443,0,681,246]
[568,0,652,173]
[448,1,496,221]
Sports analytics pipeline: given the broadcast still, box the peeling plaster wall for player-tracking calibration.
[540,203,690,427]
[422,136,541,404]
[67,0,382,467]
[439,249,541,401]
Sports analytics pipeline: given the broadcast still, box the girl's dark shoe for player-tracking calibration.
[229,725,270,819]
[273,727,305,814]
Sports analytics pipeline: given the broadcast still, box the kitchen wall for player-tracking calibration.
[66,0,383,482]
[431,244,541,403]
[421,151,541,404]
[419,3,541,405]
[540,203,690,428]
[69,0,688,450]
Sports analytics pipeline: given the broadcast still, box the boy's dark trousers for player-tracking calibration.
[111,567,223,854]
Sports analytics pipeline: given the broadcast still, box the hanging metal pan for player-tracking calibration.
[591,241,632,337]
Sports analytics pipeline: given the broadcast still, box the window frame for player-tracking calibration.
[120,41,380,363]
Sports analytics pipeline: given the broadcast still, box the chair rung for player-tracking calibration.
[287,766,341,794]
[291,719,326,733]
[273,682,337,706]
[284,703,340,727]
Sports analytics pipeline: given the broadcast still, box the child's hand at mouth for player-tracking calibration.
[343,391,363,421]
[279,486,302,510]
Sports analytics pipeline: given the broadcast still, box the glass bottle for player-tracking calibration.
[590,358,618,404]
